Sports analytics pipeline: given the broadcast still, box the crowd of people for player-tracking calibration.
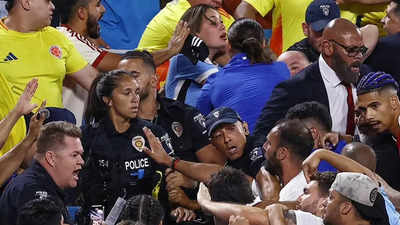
[1,0,400,225]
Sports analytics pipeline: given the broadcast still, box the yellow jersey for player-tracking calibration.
[137,0,235,52]
[0,19,88,108]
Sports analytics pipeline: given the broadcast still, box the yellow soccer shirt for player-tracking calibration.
[0,20,88,108]
[245,0,313,54]
[137,0,235,52]
[0,73,26,156]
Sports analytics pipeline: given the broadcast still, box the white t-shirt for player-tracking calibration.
[294,210,324,225]
[279,171,308,201]
[57,25,107,125]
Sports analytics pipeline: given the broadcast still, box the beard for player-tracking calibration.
[87,14,100,39]
[263,152,282,177]
[331,51,360,84]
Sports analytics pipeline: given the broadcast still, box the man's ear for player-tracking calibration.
[45,151,56,167]
[77,6,88,21]
[242,122,249,135]
[151,73,158,89]
[102,96,112,107]
[321,40,334,56]
[390,95,400,111]
[20,0,31,10]
[339,201,352,216]
[302,22,309,36]
[277,146,288,161]
[309,127,320,147]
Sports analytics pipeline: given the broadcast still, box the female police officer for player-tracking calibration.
[77,70,174,220]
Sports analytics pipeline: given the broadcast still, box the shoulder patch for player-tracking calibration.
[132,136,146,152]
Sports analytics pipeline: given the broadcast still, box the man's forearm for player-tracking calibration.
[151,48,177,67]
[0,135,35,186]
[174,159,223,183]
[199,200,269,225]
[0,107,23,149]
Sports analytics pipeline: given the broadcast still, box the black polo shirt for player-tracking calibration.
[226,136,265,178]
[79,117,173,214]
[152,96,209,162]
[287,38,320,63]
[0,161,70,225]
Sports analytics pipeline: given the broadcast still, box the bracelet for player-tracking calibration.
[171,157,180,170]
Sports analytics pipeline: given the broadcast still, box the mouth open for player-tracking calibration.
[220,33,227,41]
[73,169,80,181]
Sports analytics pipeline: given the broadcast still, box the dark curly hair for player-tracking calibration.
[118,195,164,225]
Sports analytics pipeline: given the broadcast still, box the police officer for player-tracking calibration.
[142,107,265,188]
[79,70,174,220]
[118,50,225,164]
[0,121,84,225]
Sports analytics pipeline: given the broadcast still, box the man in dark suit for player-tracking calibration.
[365,0,400,83]
[254,18,370,144]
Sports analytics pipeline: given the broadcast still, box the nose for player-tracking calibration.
[222,131,231,144]
[100,3,106,14]
[365,108,375,120]
[50,1,55,11]
[78,155,84,166]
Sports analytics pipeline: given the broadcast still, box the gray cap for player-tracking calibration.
[331,172,378,207]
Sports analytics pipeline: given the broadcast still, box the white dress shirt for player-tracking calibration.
[279,171,308,201]
[319,56,357,134]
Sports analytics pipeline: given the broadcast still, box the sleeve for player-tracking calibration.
[248,146,265,178]
[136,10,175,52]
[58,31,89,75]
[253,81,296,146]
[169,55,218,84]
[196,73,217,116]
[244,0,275,17]
[188,110,209,152]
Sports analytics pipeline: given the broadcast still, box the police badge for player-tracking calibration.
[171,122,183,137]
[132,136,146,152]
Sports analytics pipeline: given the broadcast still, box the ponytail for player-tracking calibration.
[228,18,273,64]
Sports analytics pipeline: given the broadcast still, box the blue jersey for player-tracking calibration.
[197,53,290,133]
[165,54,218,107]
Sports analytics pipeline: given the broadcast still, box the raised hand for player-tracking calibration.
[15,79,39,116]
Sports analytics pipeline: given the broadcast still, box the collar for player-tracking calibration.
[30,160,66,200]
[102,116,138,137]
[319,55,342,87]
[226,53,250,67]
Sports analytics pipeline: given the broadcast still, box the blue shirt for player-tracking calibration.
[165,54,219,107]
[380,187,400,225]
[196,53,290,133]
[313,140,346,172]
[99,0,160,49]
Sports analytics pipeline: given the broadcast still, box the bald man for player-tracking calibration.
[341,142,377,172]
[277,51,310,76]
[254,18,372,145]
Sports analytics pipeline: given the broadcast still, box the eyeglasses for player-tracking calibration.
[203,15,224,27]
[329,39,368,57]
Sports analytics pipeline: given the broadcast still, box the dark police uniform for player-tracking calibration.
[287,38,320,63]
[0,161,70,225]
[152,96,209,162]
[226,136,265,178]
[78,117,174,216]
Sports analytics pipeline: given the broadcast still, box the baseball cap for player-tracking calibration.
[331,172,389,225]
[25,107,77,131]
[305,0,340,32]
[205,107,242,137]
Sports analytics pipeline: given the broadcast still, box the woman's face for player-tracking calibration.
[195,8,227,50]
[106,75,140,120]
